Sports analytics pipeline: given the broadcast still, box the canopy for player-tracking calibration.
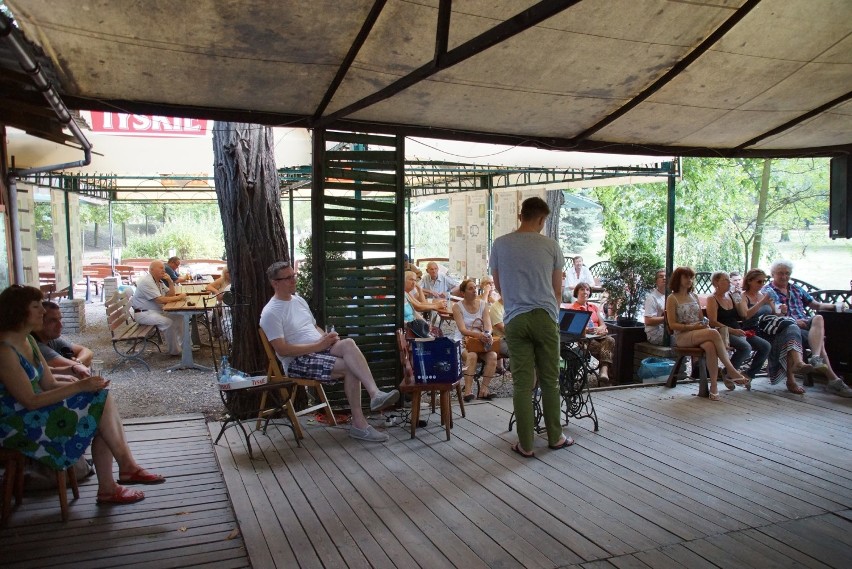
[2,0,850,158]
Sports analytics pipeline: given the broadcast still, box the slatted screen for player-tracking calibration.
[311,130,404,391]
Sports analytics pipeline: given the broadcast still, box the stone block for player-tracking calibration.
[58,298,86,332]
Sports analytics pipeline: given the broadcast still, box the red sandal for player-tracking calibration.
[97,485,145,504]
[118,467,166,485]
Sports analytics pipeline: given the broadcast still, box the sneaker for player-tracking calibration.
[349,425,389,442]
[369,390,400,412]
[826,379,852,398]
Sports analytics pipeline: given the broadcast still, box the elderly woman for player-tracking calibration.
[205,267,231,296]
[568,282,615,384]
[762,260,850,397]
[403,271,428,323]
[0,285,165,504]
[739,269,815,394]
[478,276,500,304]
[706,271,770,389]
[453,279,498,401]
[665,267,747,401]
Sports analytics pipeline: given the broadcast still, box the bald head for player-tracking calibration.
[149,260,166,280]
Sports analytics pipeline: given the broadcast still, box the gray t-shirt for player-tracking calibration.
[489,231,564,324]
[36,336,73,362]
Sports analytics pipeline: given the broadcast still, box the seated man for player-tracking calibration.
[131,260,186,355]
[165,256,191,284]
[728,270,743,304]
[32,301,93,379]
[259,261,400,442]
[763,259,851,397]
[419,261,459,300]
[643,269,667,345]
[563,255,596,301]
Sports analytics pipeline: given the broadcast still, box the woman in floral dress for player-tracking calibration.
[0,285,165,504]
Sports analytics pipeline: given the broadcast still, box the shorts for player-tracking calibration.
[288,349,337,382]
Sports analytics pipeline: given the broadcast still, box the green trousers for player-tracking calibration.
[505,308,563,451]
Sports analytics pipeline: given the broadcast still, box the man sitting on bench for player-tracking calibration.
[32,301,93,379]
[259,261,399,443]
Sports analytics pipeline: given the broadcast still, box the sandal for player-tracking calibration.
[709,391,720,401]
[511,442,535,458]
[548,435,575,450]
[119,467,166,485]
[738,377,752,391]
[478,392,497,401]
[463,394,475,403]
[786,381,805,395]
[722,378,736,391]
[97,485,145,504]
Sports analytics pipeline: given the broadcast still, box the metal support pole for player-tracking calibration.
[288,190,295,264]
[663,159,677,345]
[64,188,74,299]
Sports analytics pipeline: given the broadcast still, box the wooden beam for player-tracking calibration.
[571,0,762,144]
[314,0,582,127]
[311,0,387,120]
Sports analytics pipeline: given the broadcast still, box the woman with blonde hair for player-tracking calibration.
[665,267,747,400]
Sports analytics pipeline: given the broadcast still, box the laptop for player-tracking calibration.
[558,308,593,339]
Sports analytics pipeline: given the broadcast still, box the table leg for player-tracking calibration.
[166,312,211,372]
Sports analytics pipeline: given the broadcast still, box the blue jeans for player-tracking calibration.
[730,332,771,377]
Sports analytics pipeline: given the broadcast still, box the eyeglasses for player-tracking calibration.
[273,275,296,282]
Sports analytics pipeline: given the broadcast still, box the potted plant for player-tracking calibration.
[599,241,662,327]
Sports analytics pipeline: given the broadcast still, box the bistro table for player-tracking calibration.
[163,297,213,372]
[176,282,213,295]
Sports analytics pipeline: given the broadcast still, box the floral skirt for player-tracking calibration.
[0,390,108,471]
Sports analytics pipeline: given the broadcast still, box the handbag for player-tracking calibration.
[463,318,501,354]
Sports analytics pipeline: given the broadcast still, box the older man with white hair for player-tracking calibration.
[419,261,459,299]
[763,259,851,397]
[131,260,187,355]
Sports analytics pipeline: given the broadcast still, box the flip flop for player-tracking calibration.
[478,393,497,400]
[118,467,166,485]
[511,442,535,458]
[97,485,145,504]
[463,394,475,402]
[548,435,575,450]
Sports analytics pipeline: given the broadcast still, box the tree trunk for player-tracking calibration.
[750,159,771,268]
[544,189,564,241]
[93,222,99,247]
[121,222,127,245]
[213,122,290,374]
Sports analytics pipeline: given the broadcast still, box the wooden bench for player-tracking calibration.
[105,290,161,371]
[633,341,679,382]
[665,347,709,398]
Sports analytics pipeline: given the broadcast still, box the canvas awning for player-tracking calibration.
[2,0,850,158]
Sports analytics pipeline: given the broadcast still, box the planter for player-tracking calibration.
[606,322,647,385]
[616,316,639,327]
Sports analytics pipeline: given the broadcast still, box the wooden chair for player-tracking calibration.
[662,314,709,397]
[396,329,465,441]
[258,328,336,435]
[1,449,79,525]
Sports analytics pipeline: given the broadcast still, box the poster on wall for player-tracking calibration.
[493,190,519,239]
[465,192,488,279]
[448,195,467,277]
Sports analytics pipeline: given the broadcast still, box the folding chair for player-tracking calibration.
[258,328,336,435]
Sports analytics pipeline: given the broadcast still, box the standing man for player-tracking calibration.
[490,197,571,457]
[420,261,459,299]
[260,261,400,442]
[131,260,186,355]
[32,301,93,378]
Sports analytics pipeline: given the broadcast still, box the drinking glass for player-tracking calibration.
[90,359,104,377]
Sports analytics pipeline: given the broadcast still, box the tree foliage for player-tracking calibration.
[592,158,829,273]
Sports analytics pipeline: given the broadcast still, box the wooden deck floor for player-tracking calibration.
[0,414,249,569]
[213,382,852,569]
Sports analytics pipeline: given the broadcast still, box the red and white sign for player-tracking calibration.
[88,112,210,137]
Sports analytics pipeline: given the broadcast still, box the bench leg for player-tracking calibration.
[697,356,709,398]
[666,356,688,388]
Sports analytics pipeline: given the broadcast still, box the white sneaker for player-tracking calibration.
[826,379,852,398]
[349,425,389,442]
[370,390,400,412]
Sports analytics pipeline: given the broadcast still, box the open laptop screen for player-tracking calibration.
[558,308,593,337]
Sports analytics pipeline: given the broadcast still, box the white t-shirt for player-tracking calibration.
[564,265,595,292]
[131,273,167,312]
[643,288,666,343]
[259,295,321,373]
[453,299,487,342]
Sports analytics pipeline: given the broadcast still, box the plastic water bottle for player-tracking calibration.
[219,356,232,383]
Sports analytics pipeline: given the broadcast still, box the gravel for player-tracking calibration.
[68,301,226,421]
